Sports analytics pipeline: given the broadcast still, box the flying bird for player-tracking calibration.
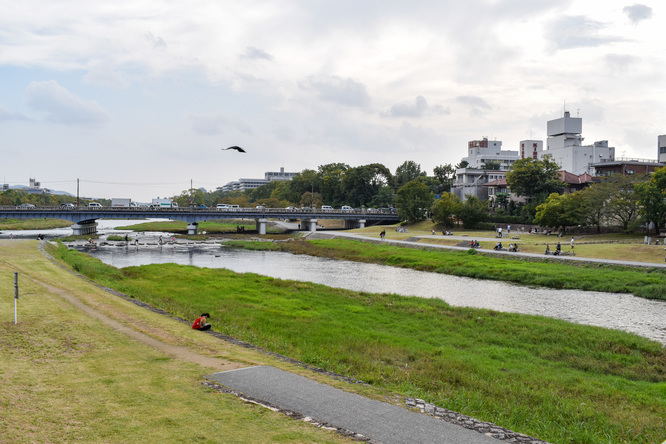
[222,146,246,153]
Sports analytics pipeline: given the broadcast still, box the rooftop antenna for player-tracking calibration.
[577,108,580,117]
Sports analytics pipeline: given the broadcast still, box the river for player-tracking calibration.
[73,239,666,346]
[3,220,663,345]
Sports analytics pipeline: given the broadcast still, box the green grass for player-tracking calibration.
[223,240,280,250]
[278,238,666,300]
[54,244,666,444]
[115,219,285,234]
[0,218,72,230]
[0,241,351,443]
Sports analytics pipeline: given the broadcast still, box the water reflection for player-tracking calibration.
[74,244,666,345]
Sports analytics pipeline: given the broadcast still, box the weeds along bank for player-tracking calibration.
[52,242,666,444]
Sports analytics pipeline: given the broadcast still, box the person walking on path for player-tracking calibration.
[192,313,212,331]
[571,237,575,250]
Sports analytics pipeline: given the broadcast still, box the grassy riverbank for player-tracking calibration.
[0,240,351,443]
[115,219,283,234]
[0,218,71,230]
[273,238,666,301]
[54,243,666,443]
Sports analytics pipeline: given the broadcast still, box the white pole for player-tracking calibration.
[14,272,18,325]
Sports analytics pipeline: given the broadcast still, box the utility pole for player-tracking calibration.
[76,178,79,207]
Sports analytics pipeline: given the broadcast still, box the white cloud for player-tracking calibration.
[384,96,449,118]
[300,75,371,108]
[240,46,273,61]
[623,4,653,24]
[25,80,110,125]
[0,105,29,122]
[187,111,253,135]
[544,15,625,50]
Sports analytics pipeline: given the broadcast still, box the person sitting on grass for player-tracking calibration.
[192,313,211,331]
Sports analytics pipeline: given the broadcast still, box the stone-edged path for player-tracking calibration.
[207,366,504,444]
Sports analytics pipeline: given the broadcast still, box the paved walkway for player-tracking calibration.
[207,366,506,444]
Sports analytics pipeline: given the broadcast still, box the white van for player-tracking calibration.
[88,202,102,208]
[216,204,229,210]
[228,204,240,211]
[341,205,353,211]
[321,205,333,211]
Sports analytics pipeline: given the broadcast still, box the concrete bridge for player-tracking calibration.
[0,206,400,235]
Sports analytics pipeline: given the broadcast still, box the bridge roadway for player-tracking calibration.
[0,206,400,235]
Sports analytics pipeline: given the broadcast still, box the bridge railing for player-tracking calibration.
[0,205,398,216]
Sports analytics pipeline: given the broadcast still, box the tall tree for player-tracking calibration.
[534,192,585,231]
[394,161,426,189]
[286,169,320,204]
[578,183,610,233]
[505,156,563,201]
[457,196,488,229]
[634,167,666,234]
[395,180,433,223]
[433,164,455,192]
[606,174,645,232]
[342,165,374,207]
[318,163,349,207]
[431,192,460,228]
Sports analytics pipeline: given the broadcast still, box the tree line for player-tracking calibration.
[4,156,666,234]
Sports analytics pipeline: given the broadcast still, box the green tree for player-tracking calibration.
[494,192,510,212]
[433,164,455,193]
[394,161,426,189]
[370,186,394,208]
[534,192,585,230]
[606,174,645,232]
[342,165,375,207]
[319,163,348,207]
[249,181,280,202]
[300,191,322,208]
[505,156,563,201]
[457,196,487,229]
[431,192,460,228]
[286,169,320,204]
[578,183,610,233]
[482,161,501,170]
[635,167,666,234]
[395,180,433,223]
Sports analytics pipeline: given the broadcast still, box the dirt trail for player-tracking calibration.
[25,273,245,372]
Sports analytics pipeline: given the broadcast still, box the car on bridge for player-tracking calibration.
[61,203,75,209]
[88,202,103,208]
[18,203,35,208]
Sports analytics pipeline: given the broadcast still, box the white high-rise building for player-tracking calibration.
[541,111,614,175]
[460,138,519,169]
[658,135,666,164]
[520,140,543,160]
[452,138,519,202]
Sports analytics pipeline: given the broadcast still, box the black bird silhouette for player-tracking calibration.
[222,146,246,153]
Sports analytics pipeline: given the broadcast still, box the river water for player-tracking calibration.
[75,241,666,346]
[4,219,664,345]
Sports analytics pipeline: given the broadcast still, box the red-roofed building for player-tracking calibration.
[557,171,599,193]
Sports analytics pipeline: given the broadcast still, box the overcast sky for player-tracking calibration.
[1,1,663,201]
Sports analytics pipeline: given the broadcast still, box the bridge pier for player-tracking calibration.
[71,221,98,236]
[302,219,318,232]
[187,223,198,235]
[344,219,366,229]
[255,218,268,235]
